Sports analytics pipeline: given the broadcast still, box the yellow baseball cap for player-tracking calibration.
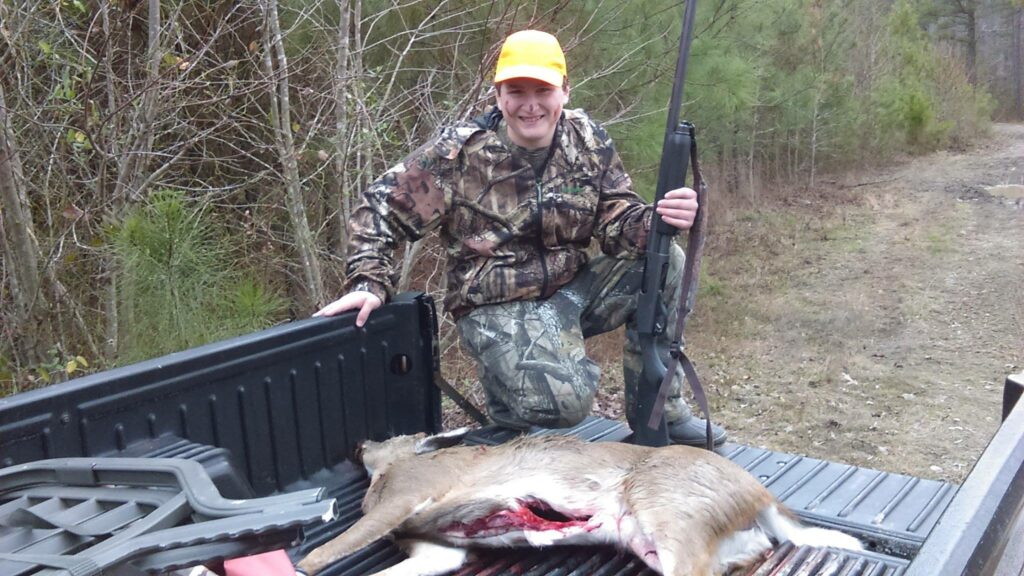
[494,30,567,87]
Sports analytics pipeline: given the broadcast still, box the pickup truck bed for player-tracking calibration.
[1,293,1021,575]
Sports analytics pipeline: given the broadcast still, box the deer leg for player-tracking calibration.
[627,501,716,576]
[369,540,468,576]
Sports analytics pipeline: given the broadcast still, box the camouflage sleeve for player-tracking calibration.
[343,130,462,301]
[591,121,652,259]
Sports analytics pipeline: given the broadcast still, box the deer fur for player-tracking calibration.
[298,430,862,576]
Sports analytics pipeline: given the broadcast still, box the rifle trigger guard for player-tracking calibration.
[653,301,668,335]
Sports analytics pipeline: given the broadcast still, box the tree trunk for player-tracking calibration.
[964,0,977,85]
[748,118,757,201]
[352,0,370,195]
[262,0,326,309]
[731,127,741,196]
[793,130,800,182]
[333,0,352,257]
[1015,7,1022,120]
[102,0,165,357]
[810,89,820,188]
[112,0,162,204]
[0,84,49,366]
[398,239,426,292]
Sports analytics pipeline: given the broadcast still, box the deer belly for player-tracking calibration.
[437,497,623,548]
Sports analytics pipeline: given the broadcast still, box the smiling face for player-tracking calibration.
[495,78,569,150]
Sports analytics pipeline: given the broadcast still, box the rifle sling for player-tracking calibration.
[646,138,714,452]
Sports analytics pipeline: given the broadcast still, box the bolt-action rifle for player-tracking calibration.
[632,0,713,449]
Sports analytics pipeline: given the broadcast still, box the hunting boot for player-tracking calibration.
[625,389,727,448]
[624,353,728,448]
[618,241,726,447]
[667,399,728,448]
[663,359,727,447]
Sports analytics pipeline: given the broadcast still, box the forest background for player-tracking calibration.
[1,0,1020,395]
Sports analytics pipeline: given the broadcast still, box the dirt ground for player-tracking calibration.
[588,123,1024,484]
[443,123,1023,484]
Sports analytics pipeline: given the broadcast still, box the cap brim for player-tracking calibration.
[494,65,563,87]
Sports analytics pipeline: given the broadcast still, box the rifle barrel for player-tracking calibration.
[665,0,698,134]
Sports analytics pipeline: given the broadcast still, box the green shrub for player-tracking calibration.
[112,190,288,363]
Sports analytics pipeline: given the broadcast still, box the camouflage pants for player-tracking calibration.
[457,243,687,430]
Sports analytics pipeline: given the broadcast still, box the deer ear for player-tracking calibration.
[414,427,471,454]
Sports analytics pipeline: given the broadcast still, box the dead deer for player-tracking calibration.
[297,430,862,576]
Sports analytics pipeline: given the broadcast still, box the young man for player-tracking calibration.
[316,30,726,446]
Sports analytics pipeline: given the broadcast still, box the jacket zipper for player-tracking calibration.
[536,178,549,297]
[523,116,560,299]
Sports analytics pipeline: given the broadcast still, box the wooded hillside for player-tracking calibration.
[1,0,1019,390]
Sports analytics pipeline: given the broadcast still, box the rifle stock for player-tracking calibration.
[633,124,693,447]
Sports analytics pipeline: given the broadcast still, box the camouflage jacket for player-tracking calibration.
[345,107,653,318]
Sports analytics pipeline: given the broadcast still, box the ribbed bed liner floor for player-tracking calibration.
[290,416,949,575]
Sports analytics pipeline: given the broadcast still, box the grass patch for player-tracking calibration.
[923,230,953,254]
[699,274,726,298]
